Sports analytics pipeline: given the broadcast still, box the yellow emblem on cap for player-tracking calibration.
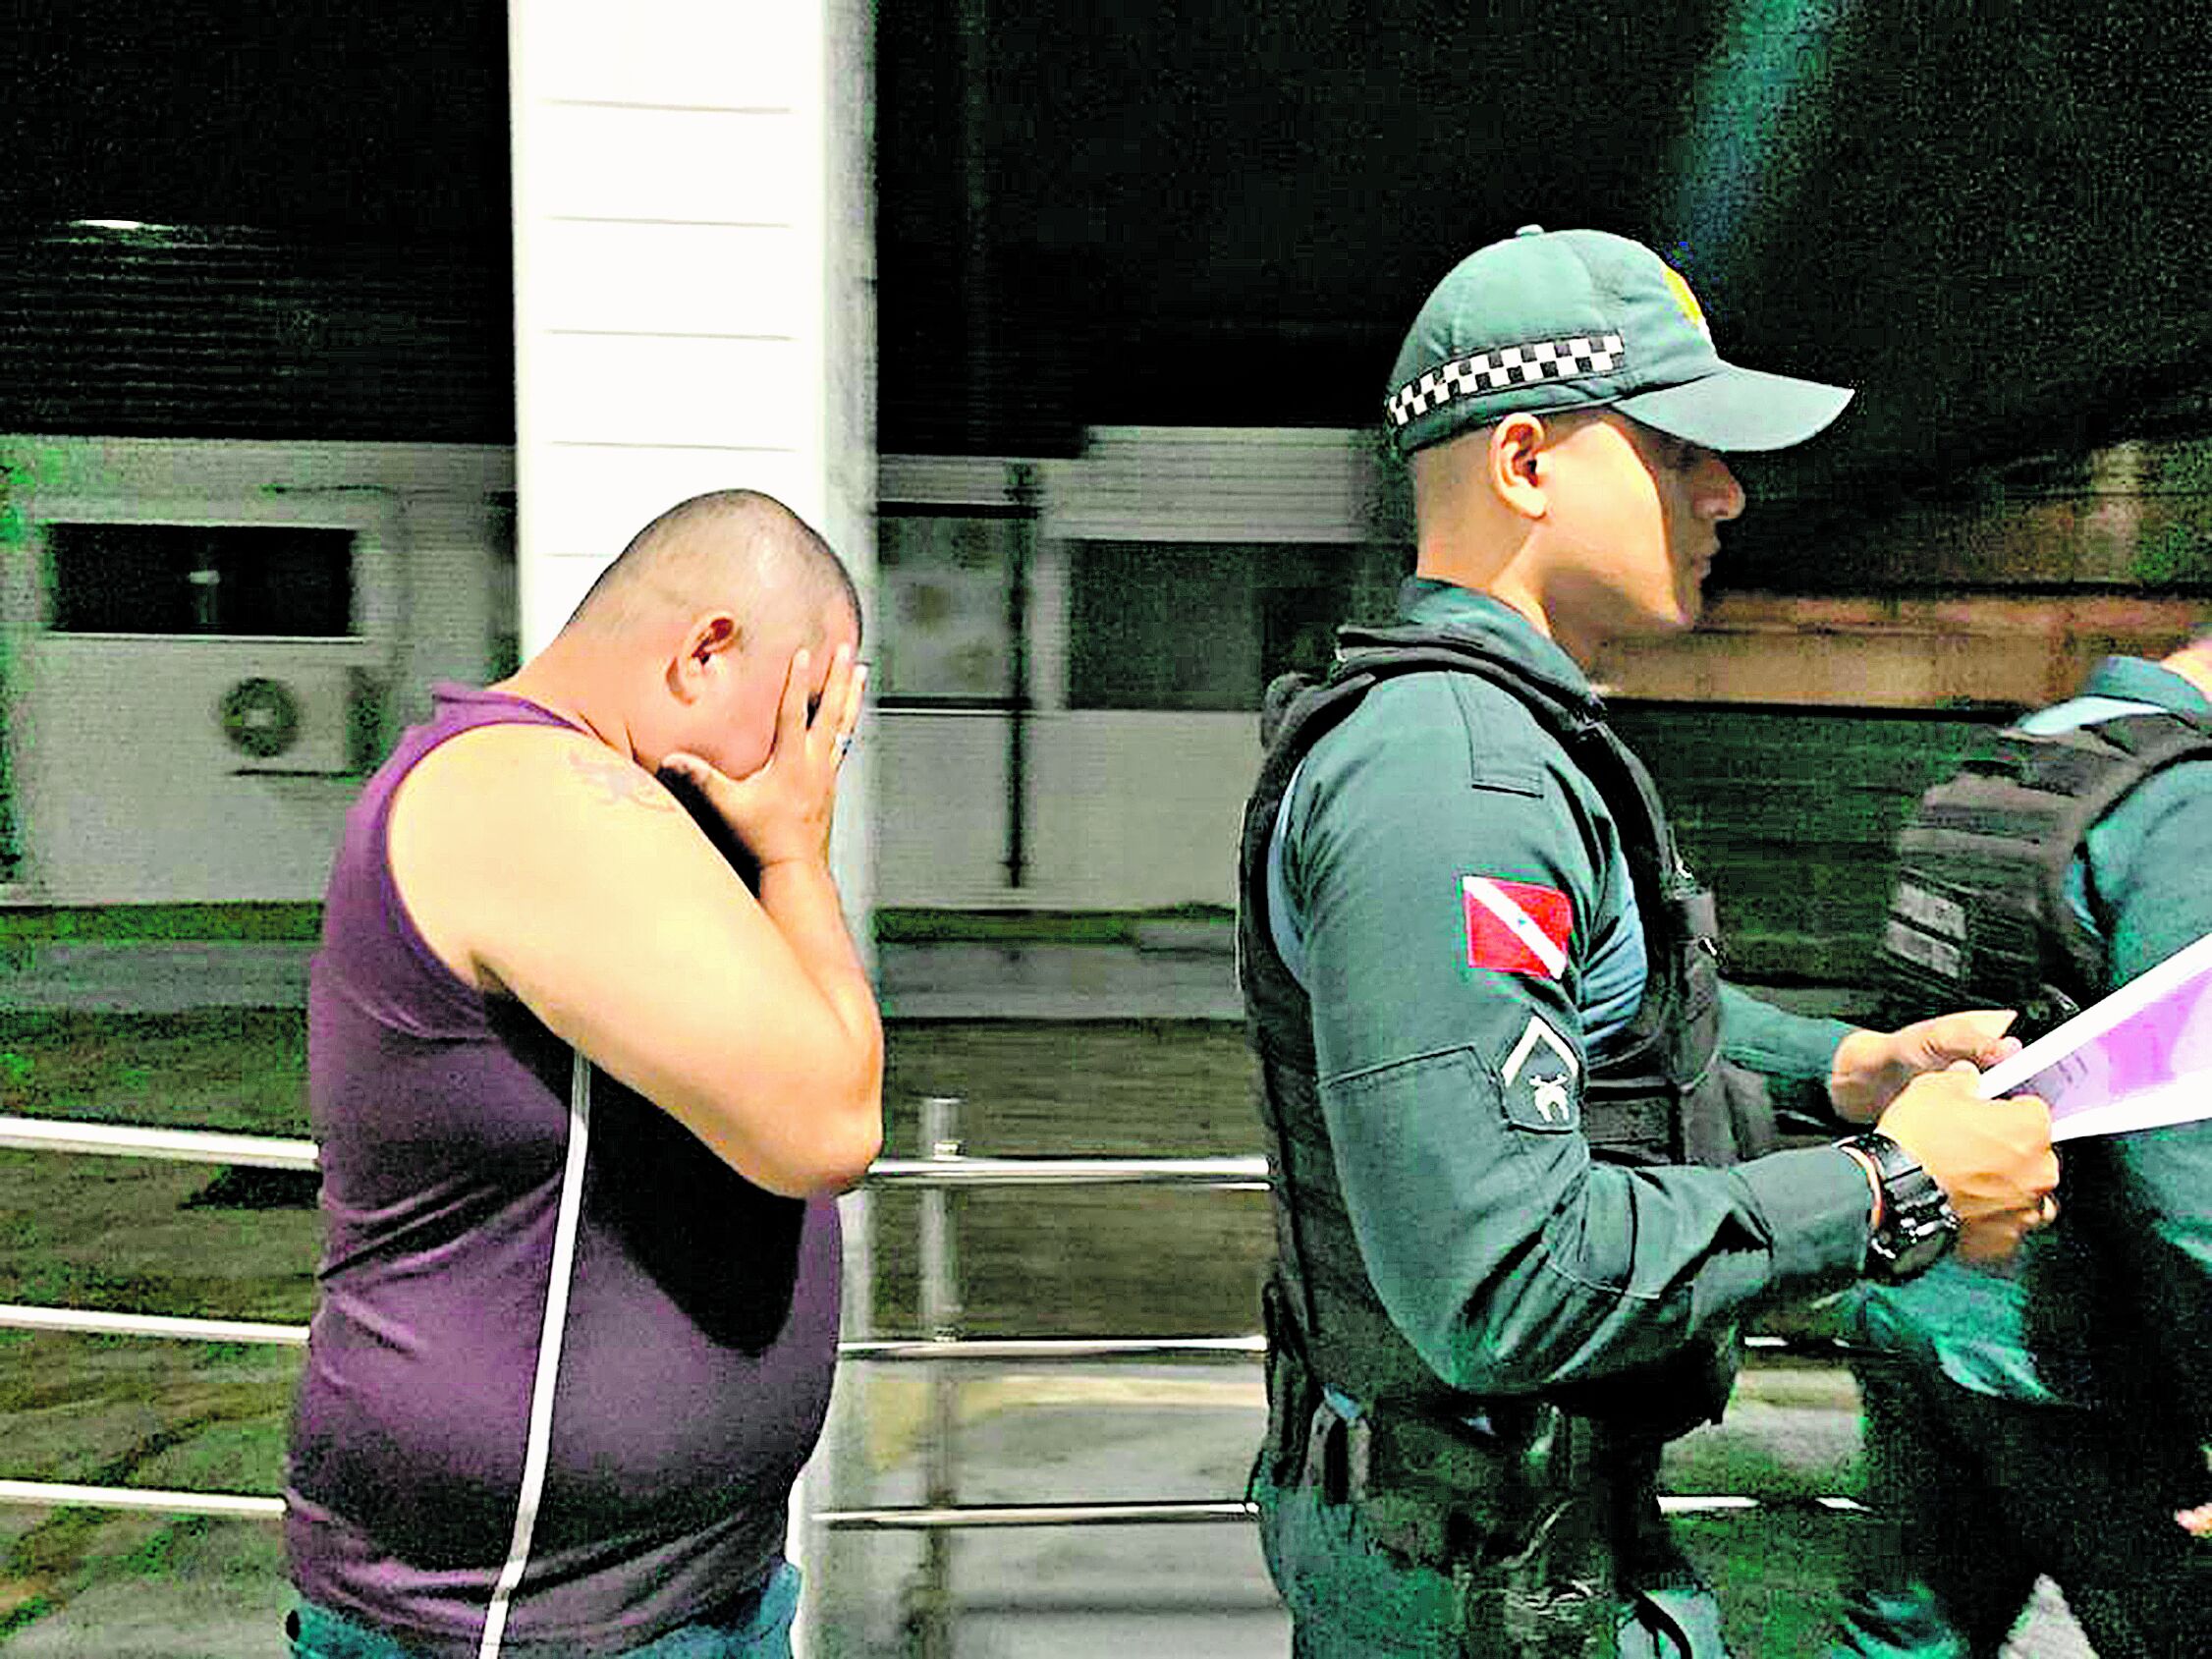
[1660,263,1712,343]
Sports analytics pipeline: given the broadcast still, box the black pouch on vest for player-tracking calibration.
[1260,1275,1320,1486]
[1542,1331,1742,1448]
[1342,1406,1536,1571]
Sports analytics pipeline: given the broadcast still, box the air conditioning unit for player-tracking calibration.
[217,665,385,776]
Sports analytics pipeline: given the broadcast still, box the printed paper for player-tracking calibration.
[1975,930,2212,1141]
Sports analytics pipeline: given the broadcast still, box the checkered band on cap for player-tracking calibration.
[1384,332,1628,430]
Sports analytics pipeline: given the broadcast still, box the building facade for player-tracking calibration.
[2,420,2206,914]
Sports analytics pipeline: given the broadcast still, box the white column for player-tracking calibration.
[509,13,875,1651]
[509,0,876,916]
[509,0,873,640]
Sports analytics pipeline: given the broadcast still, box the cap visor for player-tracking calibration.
[1611,364,1853,453]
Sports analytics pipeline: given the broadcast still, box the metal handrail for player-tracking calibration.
[866,1154,1268,1188]
[0,1302,1269,1362]
[0,1486,1866,1523]
[0,1115,1270,1189]
[0,1099,1873,1624]
[819,1494,1869,1531]
[0,1113,317,1170]
[0,1303,307,1347]
[843,1336,1263,1362]
[824,1500,1259,1530]
[0,1479,286,1521]
[0,1307,1833,1363]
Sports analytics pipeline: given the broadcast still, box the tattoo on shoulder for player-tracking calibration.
[565,749,678,812]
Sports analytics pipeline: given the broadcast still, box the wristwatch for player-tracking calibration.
[1840,1131,1960,1283]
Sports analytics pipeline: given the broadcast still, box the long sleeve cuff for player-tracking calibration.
[1736,1143,1874,1293]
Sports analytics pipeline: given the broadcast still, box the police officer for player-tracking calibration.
[1835,628,2212,1657]
[1237,226,2062,1657]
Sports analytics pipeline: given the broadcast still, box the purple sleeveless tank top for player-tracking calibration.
[287,685,843,1657]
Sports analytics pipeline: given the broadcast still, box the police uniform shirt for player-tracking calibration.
[1264,577,1875,1397]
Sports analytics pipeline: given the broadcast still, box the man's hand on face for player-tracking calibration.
[661,643,866,871]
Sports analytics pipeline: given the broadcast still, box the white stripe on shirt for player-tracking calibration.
[478,1051,594,1659]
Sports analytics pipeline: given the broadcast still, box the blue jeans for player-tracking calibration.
[287,1562,802,1659]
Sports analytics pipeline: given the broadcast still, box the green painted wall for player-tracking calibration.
[1614,704,2005,987]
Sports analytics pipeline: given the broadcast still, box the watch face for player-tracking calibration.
[1873,1206,1960,1281]
[1884,1225,1955,1279]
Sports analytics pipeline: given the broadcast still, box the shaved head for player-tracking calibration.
[566,489,861,653]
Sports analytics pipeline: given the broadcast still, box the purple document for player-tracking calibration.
[1975,930,2212,1141]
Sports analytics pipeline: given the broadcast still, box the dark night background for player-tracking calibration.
[4,0,2211,500]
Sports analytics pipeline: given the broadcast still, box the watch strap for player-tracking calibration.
[1840,1131,1960,1281]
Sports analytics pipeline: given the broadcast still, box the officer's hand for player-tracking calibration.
[662,644,865,871]
[2178,1501,2212,1538]
[1829,1010,2023,1123]
[1874,1062,2058,1264]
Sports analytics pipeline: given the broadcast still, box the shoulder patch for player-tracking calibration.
[1500,1015,1579,1132]
[1463,875,1573,978]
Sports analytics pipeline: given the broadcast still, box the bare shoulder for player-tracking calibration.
[394,723,670,839]
[388,724,706,987]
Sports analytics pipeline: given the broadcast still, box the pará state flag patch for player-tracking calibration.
[1462,876,1573,978]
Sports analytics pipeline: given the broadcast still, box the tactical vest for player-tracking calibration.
[1878,710,2212,1040]
[1239,626,1770,1438]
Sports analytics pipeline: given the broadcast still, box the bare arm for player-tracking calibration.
[752,856,878,1078]
[660,644,880,1095]
[390,654,882,1197]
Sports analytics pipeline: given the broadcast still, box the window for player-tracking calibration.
[1069,541,1406,711]
[877,512,1019,704]
[45,523,358,636]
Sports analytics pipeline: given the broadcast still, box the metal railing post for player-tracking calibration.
[910,1096,965,1657]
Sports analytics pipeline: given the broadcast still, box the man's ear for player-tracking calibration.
[1488,414,1551,522]
[668,612,743,704]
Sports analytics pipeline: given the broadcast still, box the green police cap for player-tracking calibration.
[1384,226,1853,459]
